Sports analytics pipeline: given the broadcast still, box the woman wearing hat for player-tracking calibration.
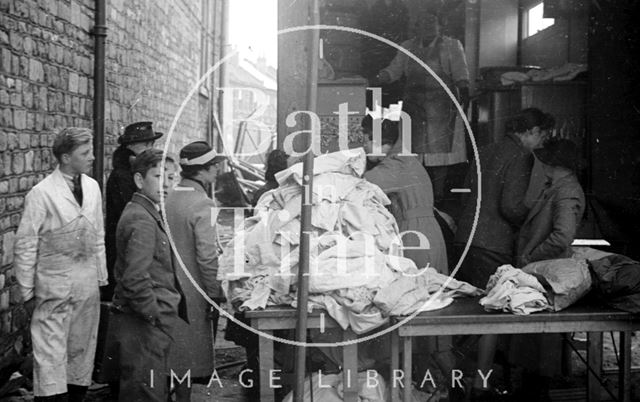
[165,141,227,402]
[98,121,162,387]
[516,138,585,267]
[105,121,163,300]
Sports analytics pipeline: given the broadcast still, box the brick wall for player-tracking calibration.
[0,0,221,387]
[104,0,220,159]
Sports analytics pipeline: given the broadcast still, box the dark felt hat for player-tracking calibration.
[179,141,226,166]
[534,138,584,171]
[118,121,163,145]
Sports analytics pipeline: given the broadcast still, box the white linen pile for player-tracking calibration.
[480,264,550,315]
[218,149,481,333]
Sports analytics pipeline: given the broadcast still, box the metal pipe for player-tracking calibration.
[517,0,524,66]
[206,0,216,148]
[293,0,320,400]
[92,0,107,191]
[217,0,230,153]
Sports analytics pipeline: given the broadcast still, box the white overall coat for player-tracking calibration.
[14,167,107,396]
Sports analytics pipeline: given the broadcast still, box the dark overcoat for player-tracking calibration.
[516,174,585,267]
[166,178,223,377]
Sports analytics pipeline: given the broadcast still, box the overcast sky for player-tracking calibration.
[228,0,278,68]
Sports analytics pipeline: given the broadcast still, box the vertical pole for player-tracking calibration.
[619,331,631,402]
[217,0,230,153]
[93,0,107,190]
[587,332,603,402]
[516,0,523,66]
[293,0,320,400]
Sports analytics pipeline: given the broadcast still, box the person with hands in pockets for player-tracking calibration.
[102,149,187,402]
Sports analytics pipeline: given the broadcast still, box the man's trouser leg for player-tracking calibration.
[31,288,99,397]
[31,295,72,397]
[115,313,172,402]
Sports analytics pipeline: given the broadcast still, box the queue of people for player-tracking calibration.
[12,121,230,401]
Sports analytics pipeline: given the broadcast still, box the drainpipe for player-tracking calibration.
[93,0,107,191]
[217,0,229,153]
[207,1,217,147]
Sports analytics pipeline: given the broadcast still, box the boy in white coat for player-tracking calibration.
[14,127,107,402]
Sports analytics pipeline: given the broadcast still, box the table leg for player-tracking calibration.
[587,332,603,402]
[562,334,574,377]
[343,329,358,402]
[259,331,275,402]
[403,336,412,402]
[390,330,399,402]
[619,331,631,402]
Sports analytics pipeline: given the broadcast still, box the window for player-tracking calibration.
[524,2,555,37]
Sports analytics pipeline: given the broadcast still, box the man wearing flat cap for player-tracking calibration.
[104,122,163,299]
[165,141,227,401]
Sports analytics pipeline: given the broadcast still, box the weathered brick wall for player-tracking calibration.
[0,0,95,384]
[0,0,220,386]
[104,0,216,160]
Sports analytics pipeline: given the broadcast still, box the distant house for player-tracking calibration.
[223,53,277,165]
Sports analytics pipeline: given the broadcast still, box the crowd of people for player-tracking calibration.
[10,5,586,401]
[13,122,234,401]
[11,103,584,402]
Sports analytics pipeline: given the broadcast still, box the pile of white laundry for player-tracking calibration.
[480,265,550,315]
[480,258,592,314]
[218,149,481,333]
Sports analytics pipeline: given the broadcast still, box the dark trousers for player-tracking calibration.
[453,244,513,288]
[102,312,172,402]
[452,244,514,388]
[33,385,87,402]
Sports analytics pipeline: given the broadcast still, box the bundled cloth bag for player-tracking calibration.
[588,254,640,313]
[522,258,592,311]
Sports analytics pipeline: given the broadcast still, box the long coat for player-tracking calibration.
[103,192,187,396]
[165,178,224,377]
[104,146,137,299]
[516,174,585,267]
[455,133,534,256]
[364,150,448,273]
